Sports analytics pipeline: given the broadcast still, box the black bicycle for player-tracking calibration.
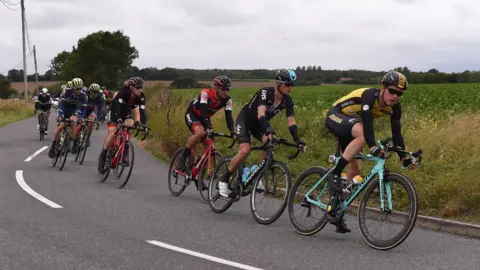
[36,101,51,141]
[208,136,304,225]
[74,119,94,165]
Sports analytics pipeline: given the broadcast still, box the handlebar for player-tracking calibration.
[378,137,423,167]
[115,122,150,141]
[251,135,305,160]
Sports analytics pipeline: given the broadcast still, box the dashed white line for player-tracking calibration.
[15,170,63,209]
[24,146,49,162]
[146,240,263,270]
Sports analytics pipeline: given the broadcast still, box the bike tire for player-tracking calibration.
[98,150,112,183]
[167,148,189,196]
[250,160,292,225]
[79,137,88,165]
[58,134,70,171]
[39,116,44,141]
[357,172,419,250]
[115,141,135,188]
[51,140,61,167]
[198,151,223,204]
[208,156,236,214]
[287,166,329,236]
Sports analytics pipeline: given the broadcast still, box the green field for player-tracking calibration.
[142,82,480,223]
[0,100,34,128]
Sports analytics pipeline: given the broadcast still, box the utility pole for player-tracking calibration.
[21,0,28,104]
[34,45,39,95]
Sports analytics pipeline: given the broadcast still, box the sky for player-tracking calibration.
[1,0,480,75]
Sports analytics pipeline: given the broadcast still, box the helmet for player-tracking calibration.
[89,83,101,92]
[381,71,408,90]
[66,81,73,88]
[213,75,232,89]
[124,77,144,88]
[275,69,297,83]
[41,88,48,94]
[71,78,84,89]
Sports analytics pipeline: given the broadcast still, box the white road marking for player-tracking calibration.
[24,146,49,162]
[15,170,63,209]
[146,240,264,270]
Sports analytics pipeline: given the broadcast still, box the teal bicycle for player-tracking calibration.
[287,137,423,250]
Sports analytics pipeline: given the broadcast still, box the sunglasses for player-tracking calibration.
[284,82,294,87]
[220,86,230,92]
[134,85,144,91]
[387,87,403,97]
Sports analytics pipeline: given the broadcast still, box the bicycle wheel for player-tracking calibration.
[208,156,238,214]
[198,151,223,204]
[51,139,61,167]
[167,148,190,196]
[58,133,70,171]
[39,116,44,141]
[98,150,112,183]
[287,166,330,235]
[75,127,87,162]
[79,132,88,165]
[114,141,135,188]
[357,172,419,250]
[250,160,292,225]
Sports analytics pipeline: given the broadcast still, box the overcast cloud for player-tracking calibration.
[1,0,479,75]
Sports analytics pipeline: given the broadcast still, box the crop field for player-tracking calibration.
[142,82,480,222]
[0,99,34,127]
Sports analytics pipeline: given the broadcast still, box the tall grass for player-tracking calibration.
[142,82,480,222]
[0,99,34,128]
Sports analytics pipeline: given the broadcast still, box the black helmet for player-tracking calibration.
[275,69,297,83]
[125,77,145,88]
[213,75,232,89]
[381,71,408,90]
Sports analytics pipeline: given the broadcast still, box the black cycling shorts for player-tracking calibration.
[37,104,51,112]
[184,107,203,133]
[108,111,132,127]
[325,107,360,152]
[235,109,264,144]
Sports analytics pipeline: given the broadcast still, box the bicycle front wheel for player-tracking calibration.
[114,141,135,188]
[208,156,237,214]
[58,134,70,171]
[250,160,291,225]
[357,172,419,250]
[198,151,223,204]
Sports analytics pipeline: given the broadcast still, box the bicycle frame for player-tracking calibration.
[190,138,214,179]
[111,128,130,169]
[303,154,391,212]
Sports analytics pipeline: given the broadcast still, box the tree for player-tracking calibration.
[0,78,16,99]
[51,30,139,88]
[50,51,71,79]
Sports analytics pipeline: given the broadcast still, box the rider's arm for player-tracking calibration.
[34,95,39,110]
[77,93,87,119]
[224,98,234,134]
[139,93,147,125]
[286,96,301,143]
[59,91,67,116]
[391,103,406,159]
[360,89,377,149]
[257,89,272,131]
[198,90,212,129]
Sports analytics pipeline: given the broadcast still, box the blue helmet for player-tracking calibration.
[275,68,297,83]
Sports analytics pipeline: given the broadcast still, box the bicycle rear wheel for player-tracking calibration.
[114,141,135,188]
[198,151,223,204]
[39,116,45,141]
[167,148,190,196]
[287,166,329,235]
[250,160,291,225]
[357,172,418,250]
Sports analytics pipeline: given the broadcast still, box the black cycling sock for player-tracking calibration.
[221,169,232,183]
[332,157,349,175]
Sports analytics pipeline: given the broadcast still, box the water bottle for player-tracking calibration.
[242,167,250,183]
[250,165,259,175]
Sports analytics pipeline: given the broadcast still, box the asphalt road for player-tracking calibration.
[1,116,479,270]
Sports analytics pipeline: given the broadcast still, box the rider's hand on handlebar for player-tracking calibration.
[296,139,306,152]
[401,157,417,170]
[134,120,142,128]
[116,119,123,125]
[370,146,385,157]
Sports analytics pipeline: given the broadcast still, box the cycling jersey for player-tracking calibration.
[235,87,295,144]
[327,87,405,155]
[85,90,104,118]
[58,88,87,120]
[34,93,51,111]
[186,88,233,132]
[241,87,294,120]
[110,86,147,125]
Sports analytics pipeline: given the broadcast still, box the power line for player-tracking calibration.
[0,0,19,10]
[0,52,32,75]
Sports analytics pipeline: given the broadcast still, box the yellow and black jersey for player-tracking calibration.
[329,87,405,153]
[333,88,400,119]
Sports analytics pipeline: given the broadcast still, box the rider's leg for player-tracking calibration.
[86,113,96,147]
[48,117,65,158]
[178,124,207,171]
[44,111,50,134]
[70,116,80,154]
[98,122,118,172]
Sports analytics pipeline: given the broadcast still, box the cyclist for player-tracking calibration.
[34,88,52,135]
[218,69,305,198]
[97,77,148,172]
[176,76,235,179]
[47,78,87,158]
[83,83,104,147]
[325,70,417,234]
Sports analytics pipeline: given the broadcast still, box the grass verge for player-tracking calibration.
[0,99,34,128]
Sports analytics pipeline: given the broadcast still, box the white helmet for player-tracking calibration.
[42,88,48,94]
